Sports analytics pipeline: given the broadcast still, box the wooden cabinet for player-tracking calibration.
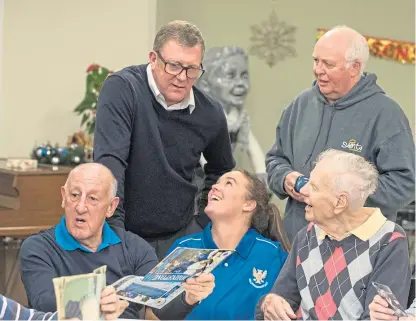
[0,159,71,236]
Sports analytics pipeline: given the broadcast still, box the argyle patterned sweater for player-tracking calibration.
[256,220,411,320]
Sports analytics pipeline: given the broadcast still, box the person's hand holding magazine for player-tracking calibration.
[145,272,215,320]
[183,273,215,305]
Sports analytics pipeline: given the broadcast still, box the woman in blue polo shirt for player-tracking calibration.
[168,169,291,320]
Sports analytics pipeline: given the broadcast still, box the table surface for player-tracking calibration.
[0,159,71,175]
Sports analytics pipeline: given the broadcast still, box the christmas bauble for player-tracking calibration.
[70,143,78,150]
[71,156,81,164]
[39,157,49,164]
[51,156,60,165]
[35,148,47,159]
[50,148,57,157]
[57,147,68,157]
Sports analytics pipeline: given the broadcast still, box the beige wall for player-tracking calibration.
[157,0,415,153]
[157,0,415,213]
[0,0,157,157]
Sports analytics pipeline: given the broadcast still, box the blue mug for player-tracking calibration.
[294,175,309,193]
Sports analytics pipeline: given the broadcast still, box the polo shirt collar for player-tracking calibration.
[202,223,257,259]
[55,216,121,252]
[318,207,386,241]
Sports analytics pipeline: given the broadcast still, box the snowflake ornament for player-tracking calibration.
[249,10,297,67]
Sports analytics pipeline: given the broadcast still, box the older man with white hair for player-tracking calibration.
[266,25,415,242]
[257,149,411,320]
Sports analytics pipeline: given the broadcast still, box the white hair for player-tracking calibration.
[316,149,378,211]
[110,176,118,199]
[329,25,370,72]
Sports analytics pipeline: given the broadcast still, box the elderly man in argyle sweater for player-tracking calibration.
[257,149,411,320]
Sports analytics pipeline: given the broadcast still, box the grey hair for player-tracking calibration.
[110,176,118,199]
[153,20,205,56]
[316,149,378,211]
[329,25,370,72]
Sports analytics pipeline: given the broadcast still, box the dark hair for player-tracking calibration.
[237,169,291,252]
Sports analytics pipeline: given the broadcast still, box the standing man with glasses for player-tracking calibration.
[93,20,235,259]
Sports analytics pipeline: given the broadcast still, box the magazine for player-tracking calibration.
[113,275,184,309]
[143,247,234,282]
[114,247,234,308]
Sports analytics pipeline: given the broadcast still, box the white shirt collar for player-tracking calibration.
[146,64,195,114]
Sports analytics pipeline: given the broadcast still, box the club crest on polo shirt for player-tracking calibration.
[249,267,268,288]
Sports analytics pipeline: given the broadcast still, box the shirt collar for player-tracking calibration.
[202,222,257,259]
[55,216,121,252]
[318,208,387,241]
[146,64,195,114]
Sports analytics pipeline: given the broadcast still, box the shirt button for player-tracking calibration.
[224,263,229,267]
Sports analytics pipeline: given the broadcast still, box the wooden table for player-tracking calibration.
[0,159,71,236]
[0,159,71,296]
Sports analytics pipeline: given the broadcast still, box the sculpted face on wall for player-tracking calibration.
[196,46,251,148]
[197,46,250,112]
[196,46,266,176]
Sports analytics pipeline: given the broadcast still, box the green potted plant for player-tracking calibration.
[74,64,112,135]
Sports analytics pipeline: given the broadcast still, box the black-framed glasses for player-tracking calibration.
[156,51,205,79]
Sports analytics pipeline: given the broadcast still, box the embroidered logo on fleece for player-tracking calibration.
[249,267,269,288]
[341,138,363,153]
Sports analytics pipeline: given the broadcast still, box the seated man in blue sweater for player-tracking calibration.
[19,163,215,320]
[0,286,128,320]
